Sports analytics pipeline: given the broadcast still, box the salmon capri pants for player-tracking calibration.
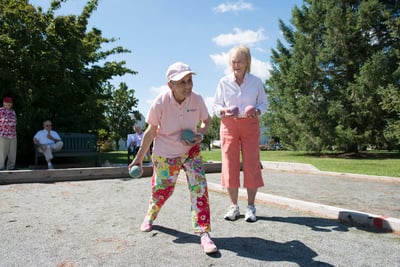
[220,117,264,189]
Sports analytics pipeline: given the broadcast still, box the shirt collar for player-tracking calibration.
[229,72,249,82]
[168,90,190,105]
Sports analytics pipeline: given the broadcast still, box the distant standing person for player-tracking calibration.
[127,125,150,162]
[129,62,218,254]
[0,97,17,170]
[33,120,64,169]
[213,45,268,222]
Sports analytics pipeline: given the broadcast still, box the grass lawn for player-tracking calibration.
[257,150,400,178]
[101,149,400,178]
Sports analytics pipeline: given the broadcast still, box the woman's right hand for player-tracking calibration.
[128,156,142,169]
[224,106,239,117]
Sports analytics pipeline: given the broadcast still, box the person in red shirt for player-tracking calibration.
[0,97,17,170]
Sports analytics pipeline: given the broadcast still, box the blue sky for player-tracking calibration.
[29,0,303,117]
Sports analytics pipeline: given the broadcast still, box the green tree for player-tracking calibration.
[104,82,140,149]
[266,0,400,152]
[0,0,137,162]
[203,115,220,150]
[377,5,400,150]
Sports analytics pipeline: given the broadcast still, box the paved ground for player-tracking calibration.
[1,164,400,266]
[206,164,400,219]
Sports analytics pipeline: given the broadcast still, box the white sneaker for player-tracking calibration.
[224,205,240,221]
[245,205,257,222]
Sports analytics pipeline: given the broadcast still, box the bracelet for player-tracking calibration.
[196,133,204,141]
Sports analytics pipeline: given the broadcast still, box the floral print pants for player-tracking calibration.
[144,151,211,233]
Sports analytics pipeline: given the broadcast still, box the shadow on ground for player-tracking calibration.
[153,225,334,266]
[263,216,392,234]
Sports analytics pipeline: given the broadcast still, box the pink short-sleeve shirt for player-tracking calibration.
[146,90,209,158]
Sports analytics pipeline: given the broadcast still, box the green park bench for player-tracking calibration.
[34,132,101,168]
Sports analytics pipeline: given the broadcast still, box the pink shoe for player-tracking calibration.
[140,219,152,232]
[200,233,218,254]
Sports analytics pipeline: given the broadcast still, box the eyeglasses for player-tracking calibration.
[45,124,52,127]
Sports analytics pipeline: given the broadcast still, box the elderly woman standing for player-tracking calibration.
[0,97,17,170]
[213,45,268,222]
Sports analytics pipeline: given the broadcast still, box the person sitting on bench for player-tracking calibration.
[33,120,63,169]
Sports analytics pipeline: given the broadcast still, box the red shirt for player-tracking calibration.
[0,107,17,139]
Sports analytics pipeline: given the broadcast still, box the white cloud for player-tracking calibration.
[209,52,229,70]
[213,0,253,13]
[210,52,271,81]
[144,85,169,107]
[150,85,169,96]
[210,52,230,76]
[255,47,267,53]
[252,58,271,81]
[212,28,266,47]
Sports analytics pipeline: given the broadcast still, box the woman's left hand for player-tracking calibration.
[181,134,202,146]
[245,105,258,117]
